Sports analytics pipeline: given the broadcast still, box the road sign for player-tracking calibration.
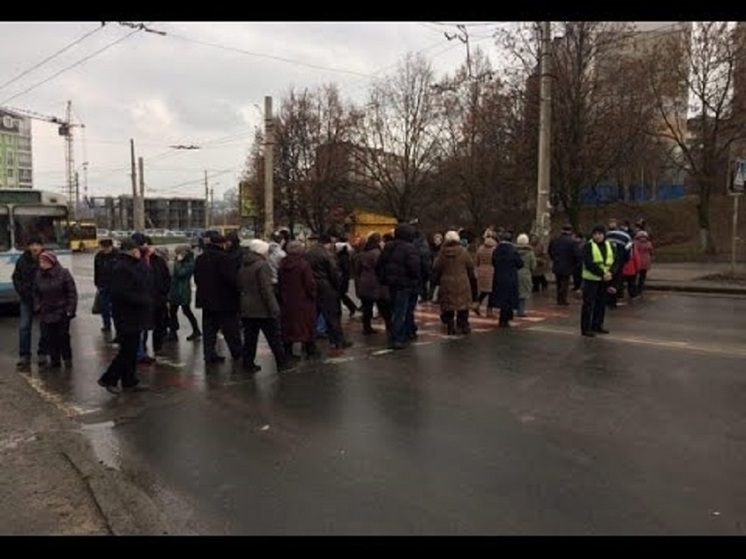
[729,158,746,195]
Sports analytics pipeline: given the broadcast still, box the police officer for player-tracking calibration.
[580,225,615,337]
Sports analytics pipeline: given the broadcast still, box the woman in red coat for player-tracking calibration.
[278,240,318,359]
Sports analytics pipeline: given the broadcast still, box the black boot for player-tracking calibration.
[303,341,319,359]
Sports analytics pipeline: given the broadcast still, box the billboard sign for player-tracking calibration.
[239,181,257,218]
[729,158,746,195]
[0,110,21,133]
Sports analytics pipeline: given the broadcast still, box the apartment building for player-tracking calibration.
[0,109,33,189]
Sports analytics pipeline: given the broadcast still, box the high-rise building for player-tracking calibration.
[0,109,33,189]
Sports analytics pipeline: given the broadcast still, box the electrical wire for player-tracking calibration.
[163,30,374,79]
[0,27,142,105]
[0,24,105,93]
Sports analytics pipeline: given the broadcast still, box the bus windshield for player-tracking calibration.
[0,206,10,252]
[13,205,70,250]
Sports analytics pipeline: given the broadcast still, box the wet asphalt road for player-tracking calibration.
[2,251,746,535]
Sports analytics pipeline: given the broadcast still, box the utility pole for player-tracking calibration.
[74,170,80,220]
[264,95,274,239]
[204,170,209,228]
[210,187,215,228]
[535,21,552,249]
[138,156,146,231]
[130,138,139,231]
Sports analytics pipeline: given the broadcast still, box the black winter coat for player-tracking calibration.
[376,225,421,291]
[12,251,39,303]
[93,248,119,289]
[548,232,581,276]
[110,253,152,334]
[489,241,524,309]
[305,244,341,302]
[194,244,240,312]
[33,264,77,323]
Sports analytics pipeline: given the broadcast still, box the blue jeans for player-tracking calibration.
[99,288,113,329]
[18,301,46,358]
[389,288,415,347]
[137,330,149,359]
[315,312,327,336]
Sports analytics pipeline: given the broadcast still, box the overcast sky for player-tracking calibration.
[0,21,513,202]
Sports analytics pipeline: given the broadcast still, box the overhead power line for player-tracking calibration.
[0,27,143,105]
[162,30,373,79]
[0,23,106,93]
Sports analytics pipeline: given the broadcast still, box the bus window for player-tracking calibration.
[13,205,70,250]
[0,207,10,252]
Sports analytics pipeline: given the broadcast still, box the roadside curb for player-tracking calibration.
[643,283,746,296]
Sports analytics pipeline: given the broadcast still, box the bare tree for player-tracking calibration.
[644,22,746,253]
[435,46,530,233]
[351,52,445,222]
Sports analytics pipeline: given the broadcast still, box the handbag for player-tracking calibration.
[91,291,102,315]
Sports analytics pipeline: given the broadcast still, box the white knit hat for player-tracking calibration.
[249,239,270,256]
[516,233,530,246]
[444,230,460,243]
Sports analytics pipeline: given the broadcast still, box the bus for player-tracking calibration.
[0,188,72,304]
[68,220,98,252]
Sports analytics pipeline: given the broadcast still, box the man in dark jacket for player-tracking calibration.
[306,234,352,351]
[548,224,580,306]
[12,235,47,367]
[375,223,421,349]
[98,240,152,394]
[194,230,243,363]
[93,238,119,333]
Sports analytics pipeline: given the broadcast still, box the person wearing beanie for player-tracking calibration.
[12,235,48,368]
[375,222,421,349]
[98,239,151,394]
[489,230,524,327]
[194,223,243,364]
[278,240,319,359]
[430,229,477,335]
[237,237,293,373]
[514,233,537,317]
[32,250,78,369]
[473,229,498,318]
[580,225,615,337]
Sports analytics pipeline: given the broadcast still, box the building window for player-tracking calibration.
[6,151,15,166]
[18,137,30,150]
[18,152,31,167]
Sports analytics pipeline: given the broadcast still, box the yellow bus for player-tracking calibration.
[68,220,98,252]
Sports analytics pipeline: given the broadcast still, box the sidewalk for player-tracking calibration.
[643,262,746,295]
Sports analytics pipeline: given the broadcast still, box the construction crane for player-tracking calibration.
[0,100,84,219]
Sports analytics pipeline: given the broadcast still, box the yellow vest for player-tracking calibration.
[582,240,614,281]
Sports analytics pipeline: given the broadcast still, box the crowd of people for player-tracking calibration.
[10,216,653,394]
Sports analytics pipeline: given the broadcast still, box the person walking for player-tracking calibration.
[490,231,524,328]
[93,238,119,334]
[33,251,77,369]
[278,240,318,359]
[375,223,421,350]
[548,224,580,306]
[430,230,477,335]
[353,231,392,336]
[305,234,353,352]
[515,233,537,317]
[580,225,615,337]
[605,218,632,308]
[167,244,201,342]
[335,238,360,317]
[98,239,151,394]
[12,235,48,368]
[633,229,654,297]
[529,233,549,294]
[473,230,497,317]
[194,231,243,364]
[237,239,292,373]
